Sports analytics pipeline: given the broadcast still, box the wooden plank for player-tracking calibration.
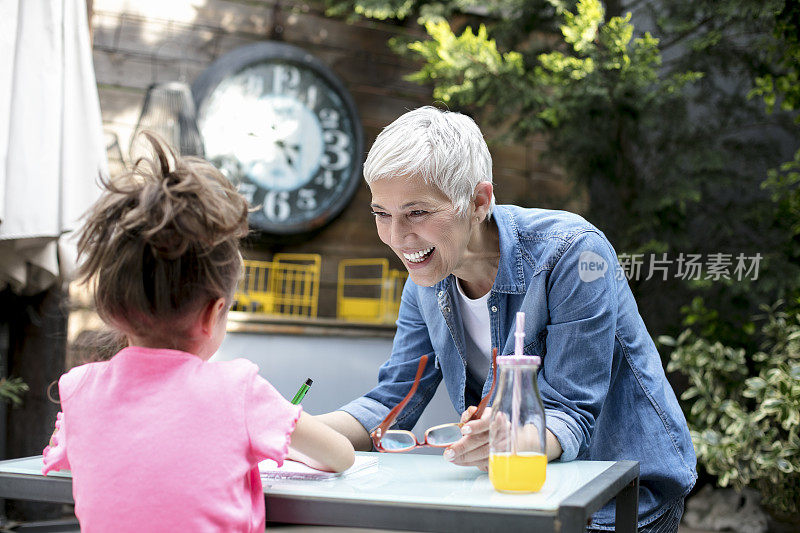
[93,0,425,46]
[327,53,430,97]
[529,175,577,201]
[93,43,428,102]
[93,49,206,89]
[351,89,431,129]
[181,0,276,35]
[529,158,564,177]
[92,0,268,28]
[92,5,423,65]
[96,85,144,125]
[277,5,426,58]
[96,86,148,163]
[490,143,529,172]
[93,12,259,65]
[494,173,530,204]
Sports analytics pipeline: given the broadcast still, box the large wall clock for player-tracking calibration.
[192,42,364,235]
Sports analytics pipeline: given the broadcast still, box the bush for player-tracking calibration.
[661,302,800,516]
[0,376,29,406]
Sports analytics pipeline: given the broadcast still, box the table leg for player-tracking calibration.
[615,476,639,533]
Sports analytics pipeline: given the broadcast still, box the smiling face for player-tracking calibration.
[369,175,476,287]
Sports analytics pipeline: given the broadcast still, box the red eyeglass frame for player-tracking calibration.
[370,348,499,452]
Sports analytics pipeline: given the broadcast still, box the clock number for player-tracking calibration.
[297,189,317,210]
[321,130,351,171]
[305,85,318,110]
[264,191,291,221]
[319,108,340,129]
[273,65,300,95]
[238,182,257,205]
[315,169,336,189]
[244,73,264,97]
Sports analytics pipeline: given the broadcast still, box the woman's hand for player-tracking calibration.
[443,406,492,471]
[444,406,563,469]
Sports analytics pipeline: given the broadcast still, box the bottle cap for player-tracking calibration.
[497,354,541,366]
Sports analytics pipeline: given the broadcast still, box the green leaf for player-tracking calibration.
[762,398,784,410]
[681,387,700,401]
[776,459,794,473]
[658,335,677,347]
[745,377,767,392]
[0,377,29,407]
[561,0,603,54]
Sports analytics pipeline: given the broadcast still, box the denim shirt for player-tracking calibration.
[341,205,697,528]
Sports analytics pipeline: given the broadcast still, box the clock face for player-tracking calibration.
[192,43,363,235]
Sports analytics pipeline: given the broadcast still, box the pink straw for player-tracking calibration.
[511,312,525,455]
[514,311,525,356]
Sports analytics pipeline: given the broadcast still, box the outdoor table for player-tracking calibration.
[0,452,639,532]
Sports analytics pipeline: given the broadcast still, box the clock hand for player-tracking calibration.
[275,140,294,168]
[275,139,301,171]
[245,131,295,170]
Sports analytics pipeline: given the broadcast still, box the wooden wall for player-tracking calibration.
[90,0,580,318]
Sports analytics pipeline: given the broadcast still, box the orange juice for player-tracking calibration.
[489,452,547,492]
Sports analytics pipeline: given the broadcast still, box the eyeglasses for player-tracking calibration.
[371,348,498,453]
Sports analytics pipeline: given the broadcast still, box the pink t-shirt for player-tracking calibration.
[42,346,301,532]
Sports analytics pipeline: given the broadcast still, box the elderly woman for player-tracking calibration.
[317,107,696,532]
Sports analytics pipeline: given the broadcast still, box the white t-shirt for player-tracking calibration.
[455,278,492,387]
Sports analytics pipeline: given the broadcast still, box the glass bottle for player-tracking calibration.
[488,353,547,493]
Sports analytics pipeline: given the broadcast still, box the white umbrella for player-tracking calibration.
[0,0,107,294]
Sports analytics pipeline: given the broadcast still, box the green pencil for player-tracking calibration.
[291,378,313,404]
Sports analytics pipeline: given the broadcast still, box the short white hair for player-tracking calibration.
[363,106,495,216]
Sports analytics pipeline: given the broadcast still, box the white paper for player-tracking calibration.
[259,455,378,480]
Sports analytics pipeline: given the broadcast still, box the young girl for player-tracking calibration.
[42,133,354,531]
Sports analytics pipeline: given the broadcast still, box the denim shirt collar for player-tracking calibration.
[433,205,528,295]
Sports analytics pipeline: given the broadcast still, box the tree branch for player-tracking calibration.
[659,16,715,51]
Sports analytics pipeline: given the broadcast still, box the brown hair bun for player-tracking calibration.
[77,132,249,340]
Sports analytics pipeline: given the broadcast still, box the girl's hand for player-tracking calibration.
[288,412,355,472]
[285,445,323,469]
[42,412,70,475]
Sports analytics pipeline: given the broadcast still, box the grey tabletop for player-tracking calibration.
[0,453,639,532]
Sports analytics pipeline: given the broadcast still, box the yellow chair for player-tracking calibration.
[233,254,321,319]
[270,253,322,318]
[337,259,408,324]
[234,259,276,314]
